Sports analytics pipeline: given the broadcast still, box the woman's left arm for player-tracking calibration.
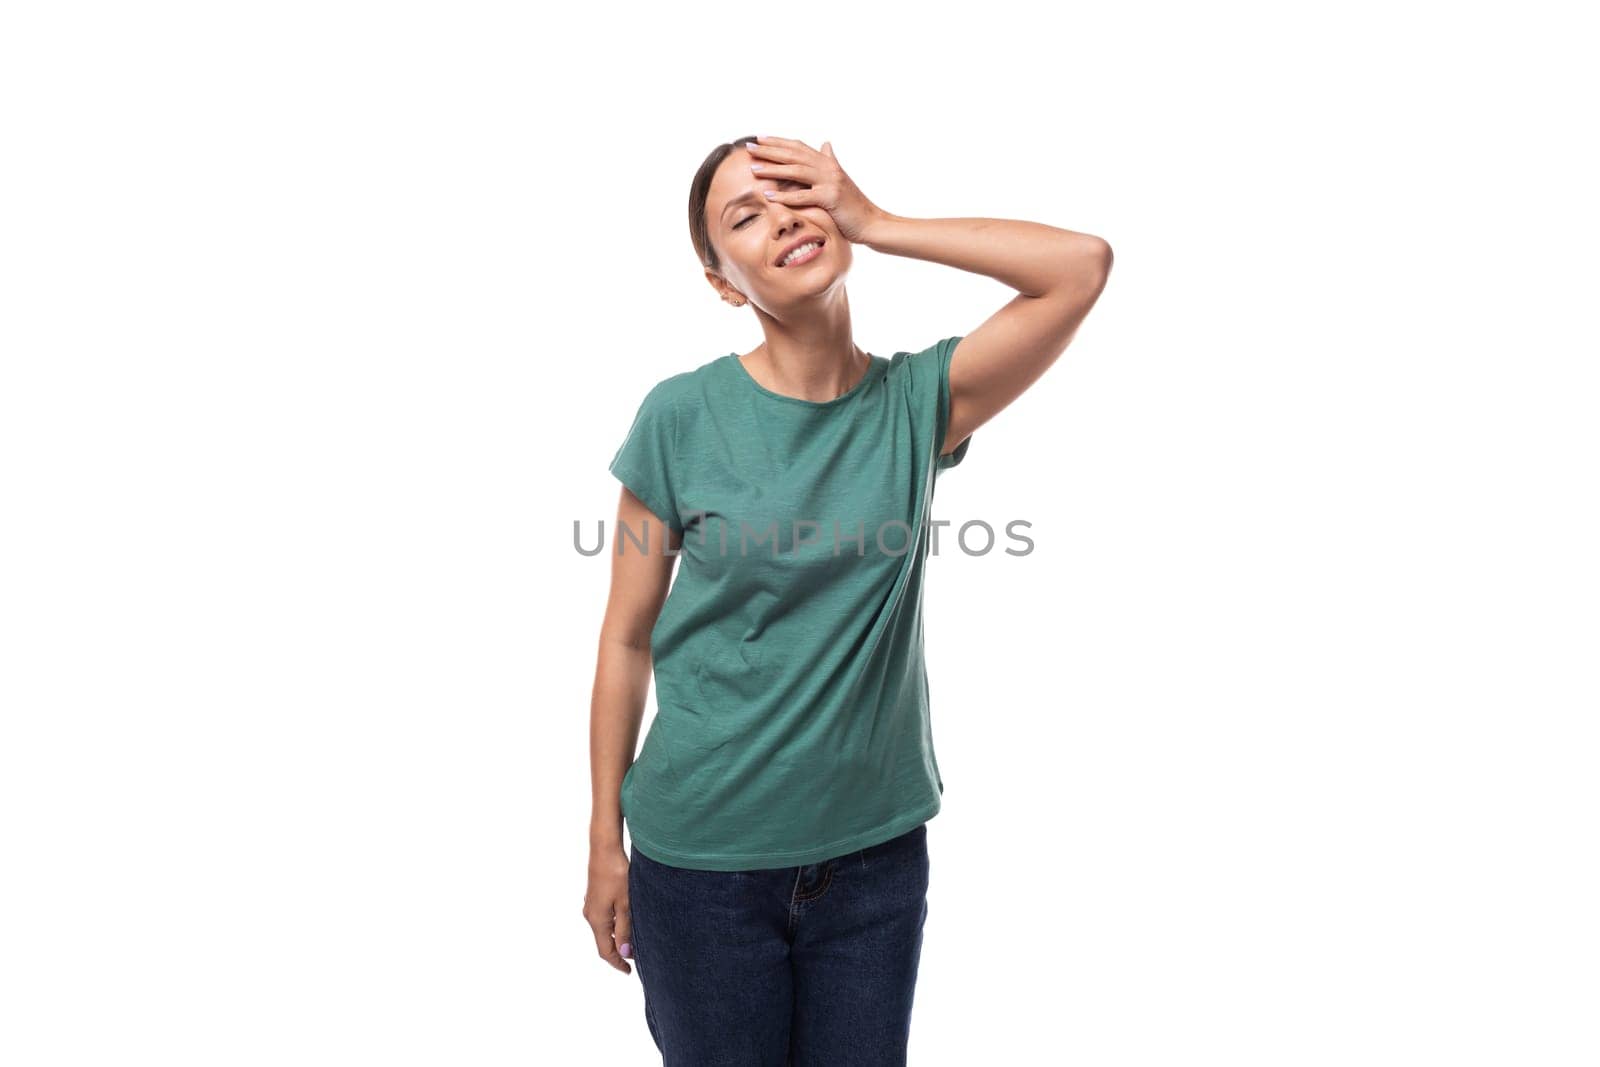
[861,214,1113,457]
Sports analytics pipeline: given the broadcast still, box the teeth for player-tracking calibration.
[780,241,820,266]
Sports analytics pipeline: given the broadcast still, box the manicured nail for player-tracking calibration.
[750,163,763,170]
[620,942,632,958]
[745,141,758,149]
[763,190,776,198]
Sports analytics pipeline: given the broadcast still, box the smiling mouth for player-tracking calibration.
[778,239,825,267]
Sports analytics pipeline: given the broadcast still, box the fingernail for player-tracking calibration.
[763,190,776,199]
[620,942,632,958]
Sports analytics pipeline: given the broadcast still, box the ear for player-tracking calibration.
[704,268,744,306]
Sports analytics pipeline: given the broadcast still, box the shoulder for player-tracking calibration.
[884,336,962,385]
[626,358,719,417]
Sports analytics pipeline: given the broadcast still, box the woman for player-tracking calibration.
[584,134,1112,1065]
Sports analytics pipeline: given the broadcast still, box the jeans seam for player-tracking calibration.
[791,862,835,903]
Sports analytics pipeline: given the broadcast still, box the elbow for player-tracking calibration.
[1054,236,1112,300]
[1082,237,1113,299]
[1087,235,1113,281]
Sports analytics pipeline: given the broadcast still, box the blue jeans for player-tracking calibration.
[626,821,932,1066]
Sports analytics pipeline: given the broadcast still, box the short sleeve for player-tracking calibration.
[929,335,972,472]
[609,380,684,534]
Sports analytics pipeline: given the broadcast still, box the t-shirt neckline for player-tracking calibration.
[725,351,882,409]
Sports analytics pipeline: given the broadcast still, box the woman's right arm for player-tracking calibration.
[583,486,681,975]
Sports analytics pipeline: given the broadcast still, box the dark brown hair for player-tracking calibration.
[689,134,759,274]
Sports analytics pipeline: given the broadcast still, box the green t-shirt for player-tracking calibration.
[608,335,971,871]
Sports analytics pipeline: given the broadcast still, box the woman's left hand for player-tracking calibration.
[745,136,891,246]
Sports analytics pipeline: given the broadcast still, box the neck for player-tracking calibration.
[743,315,868,403]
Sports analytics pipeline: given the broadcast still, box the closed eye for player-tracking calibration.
[732,182,802,229]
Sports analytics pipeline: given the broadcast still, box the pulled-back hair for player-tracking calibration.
[688,134,760,273]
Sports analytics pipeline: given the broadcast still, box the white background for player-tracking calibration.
[4,2,1596,1064]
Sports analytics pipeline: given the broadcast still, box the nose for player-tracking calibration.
[769,201,804,236]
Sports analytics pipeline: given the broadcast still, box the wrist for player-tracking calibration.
[861,209,904,250]
[590,818,624,852]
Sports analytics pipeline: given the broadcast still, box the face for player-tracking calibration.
[704,146,851,309]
